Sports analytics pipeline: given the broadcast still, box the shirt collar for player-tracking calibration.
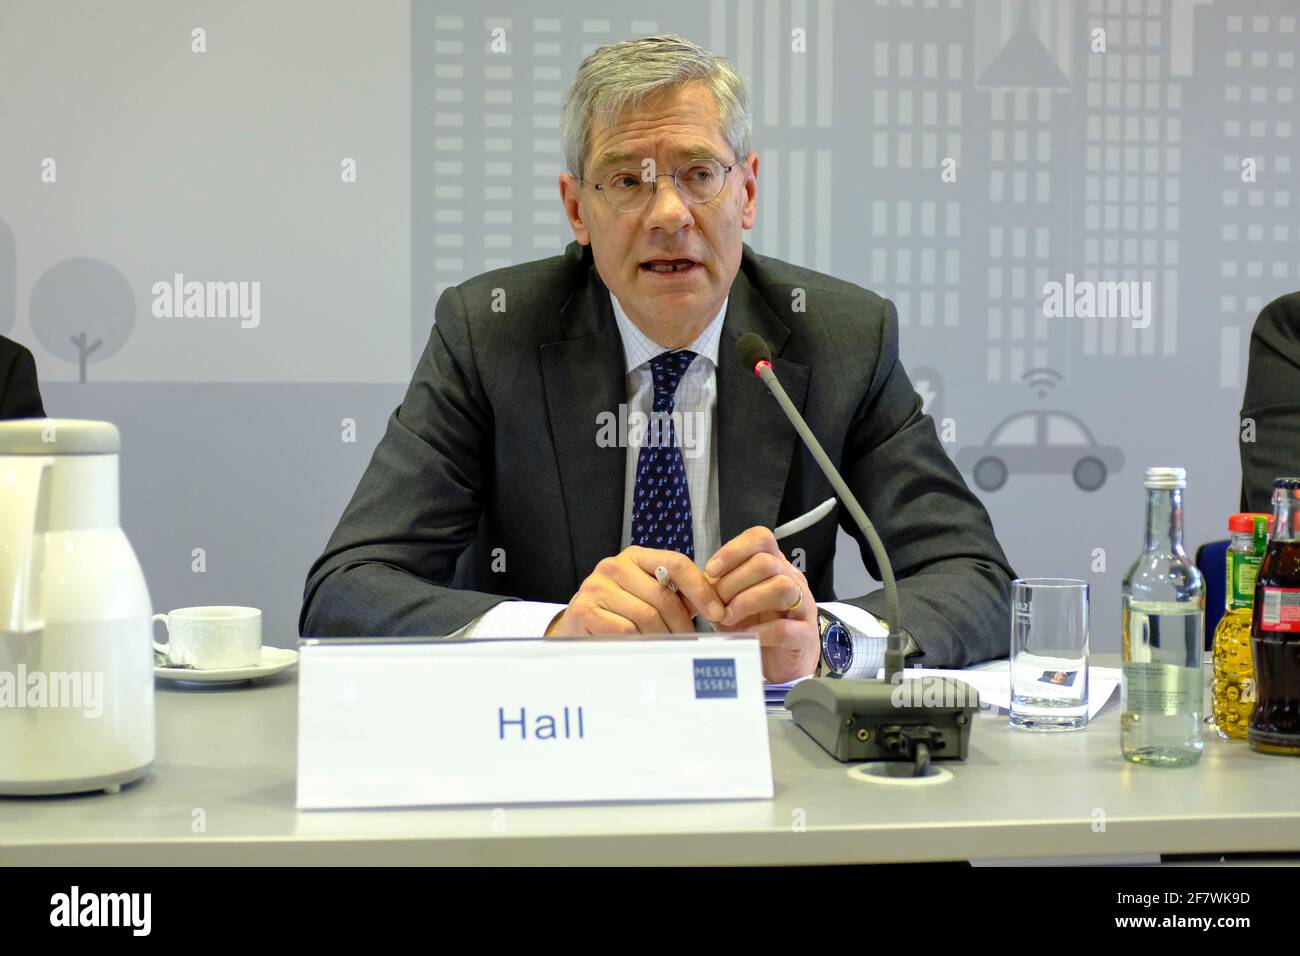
[610,292,727,375]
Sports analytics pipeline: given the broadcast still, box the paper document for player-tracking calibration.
[762,674,812,706]
[876,659,1122,720]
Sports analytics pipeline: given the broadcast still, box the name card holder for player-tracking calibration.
[296,636,773,809]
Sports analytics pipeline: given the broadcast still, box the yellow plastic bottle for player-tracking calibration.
[1212,513,1272,739]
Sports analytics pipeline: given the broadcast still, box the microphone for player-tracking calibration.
[740,334,979,776]
[736,333,905,682]
[736,332,772,375]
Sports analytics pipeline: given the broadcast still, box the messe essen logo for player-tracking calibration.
[693,658,737,699]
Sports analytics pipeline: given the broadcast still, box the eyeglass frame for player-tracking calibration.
[578,155,740,213]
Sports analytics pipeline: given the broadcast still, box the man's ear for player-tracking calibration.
[559,173,591,246]
[740,151,758,231]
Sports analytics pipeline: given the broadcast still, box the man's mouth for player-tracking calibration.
[640,258,698,274]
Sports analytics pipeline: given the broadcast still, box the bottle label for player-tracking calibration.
[1253,515,1270,554]
[1122,662,1201,716]
[1228,551,1263,608]
[1259,587,1300,633]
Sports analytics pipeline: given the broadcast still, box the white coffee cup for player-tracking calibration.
[152,606,262,669]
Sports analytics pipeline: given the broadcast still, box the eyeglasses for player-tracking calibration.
[581,157,738,213]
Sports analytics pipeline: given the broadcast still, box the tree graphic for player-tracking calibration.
[29,257,135,383]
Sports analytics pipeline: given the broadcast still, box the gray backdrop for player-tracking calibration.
[3,0,1296,652]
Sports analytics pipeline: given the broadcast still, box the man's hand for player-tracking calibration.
[705,526,819,683]
[547,547,726,637]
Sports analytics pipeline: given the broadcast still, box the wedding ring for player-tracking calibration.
[785,589,804,614]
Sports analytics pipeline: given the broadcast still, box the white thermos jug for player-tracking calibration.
[0,418,154,794]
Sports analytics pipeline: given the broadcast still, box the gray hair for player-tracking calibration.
[561,34,753,178]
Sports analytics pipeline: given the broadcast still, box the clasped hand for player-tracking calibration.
[547,526,819,682]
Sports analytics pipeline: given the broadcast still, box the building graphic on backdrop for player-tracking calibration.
[411,0,843,365]
[1074,0,1182,362]
[405,0,1298,495]
[1184,1,1300,389]
[853,0,973,350]
[976,14,1073,387]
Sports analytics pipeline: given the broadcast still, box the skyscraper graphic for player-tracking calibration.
[709,0,837,273]
[1185,1,1300,388]
[976,17,1073,384]
[855,0,975,340]
[1076,0,1183,360]
[411,4,705,367]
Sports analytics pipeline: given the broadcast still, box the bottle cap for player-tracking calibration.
[1229,512,1274,533]
[1271,477,1300,490]
[1143,466,1186,489]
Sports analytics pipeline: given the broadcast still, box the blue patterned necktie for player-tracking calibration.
[630,349,698,559]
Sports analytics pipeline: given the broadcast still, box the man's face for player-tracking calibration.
[560,81,758,330]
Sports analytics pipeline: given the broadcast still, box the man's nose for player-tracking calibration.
[643,175,693,232]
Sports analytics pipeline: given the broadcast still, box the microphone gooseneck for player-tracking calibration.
[736,334,906,682]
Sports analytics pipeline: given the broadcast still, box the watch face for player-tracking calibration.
[823,621,852,674]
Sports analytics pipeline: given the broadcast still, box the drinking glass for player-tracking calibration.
[1009,578,1089,731]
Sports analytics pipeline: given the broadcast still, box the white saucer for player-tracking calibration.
[154,646,298,684]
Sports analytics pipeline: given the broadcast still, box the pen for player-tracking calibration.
[655,565,678,593]
[773,497,837,540]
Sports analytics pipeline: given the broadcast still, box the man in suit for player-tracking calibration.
[301,35,1014,680]
[1240,291,1300,513]
[0,334,46,419]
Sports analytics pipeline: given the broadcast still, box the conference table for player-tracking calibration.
[2,654,1298,866]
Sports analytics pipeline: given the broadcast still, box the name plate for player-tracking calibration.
[296,636,773,809]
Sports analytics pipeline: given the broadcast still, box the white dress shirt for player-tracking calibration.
[454,292,887,675]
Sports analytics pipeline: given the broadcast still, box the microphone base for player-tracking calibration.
[785,677,978,769]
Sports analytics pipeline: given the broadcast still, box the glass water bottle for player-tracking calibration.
[1121,467,1205,766]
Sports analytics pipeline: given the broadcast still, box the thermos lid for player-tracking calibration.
[0,418,120,455]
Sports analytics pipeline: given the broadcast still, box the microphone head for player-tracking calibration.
[736,333,773,376]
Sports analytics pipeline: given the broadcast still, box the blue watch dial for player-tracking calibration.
[822,620,852,674]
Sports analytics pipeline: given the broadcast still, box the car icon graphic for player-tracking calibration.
[955,410,1125,492]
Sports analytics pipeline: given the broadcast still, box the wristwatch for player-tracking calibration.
[817,608,879,680]
[817,609,921,678]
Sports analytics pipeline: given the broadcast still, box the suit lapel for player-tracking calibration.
[540,260,626,583]
[716,261,810,545]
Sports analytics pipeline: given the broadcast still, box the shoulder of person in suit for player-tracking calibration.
[1250,290,1300,359]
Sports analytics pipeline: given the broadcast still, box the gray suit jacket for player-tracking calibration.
[1240,291,1300,513]
[300,242,1015,667]
[0,335,46,420]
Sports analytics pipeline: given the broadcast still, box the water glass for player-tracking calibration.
[1009,578,1089,731]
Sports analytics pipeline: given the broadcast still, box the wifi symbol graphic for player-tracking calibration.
[1023,367,1062,398]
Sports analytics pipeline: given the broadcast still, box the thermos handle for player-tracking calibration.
[0,456,53,634]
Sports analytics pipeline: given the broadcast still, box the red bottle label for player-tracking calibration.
[1260,587,1300,633]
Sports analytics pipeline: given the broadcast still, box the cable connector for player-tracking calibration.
[879,724,947,776]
